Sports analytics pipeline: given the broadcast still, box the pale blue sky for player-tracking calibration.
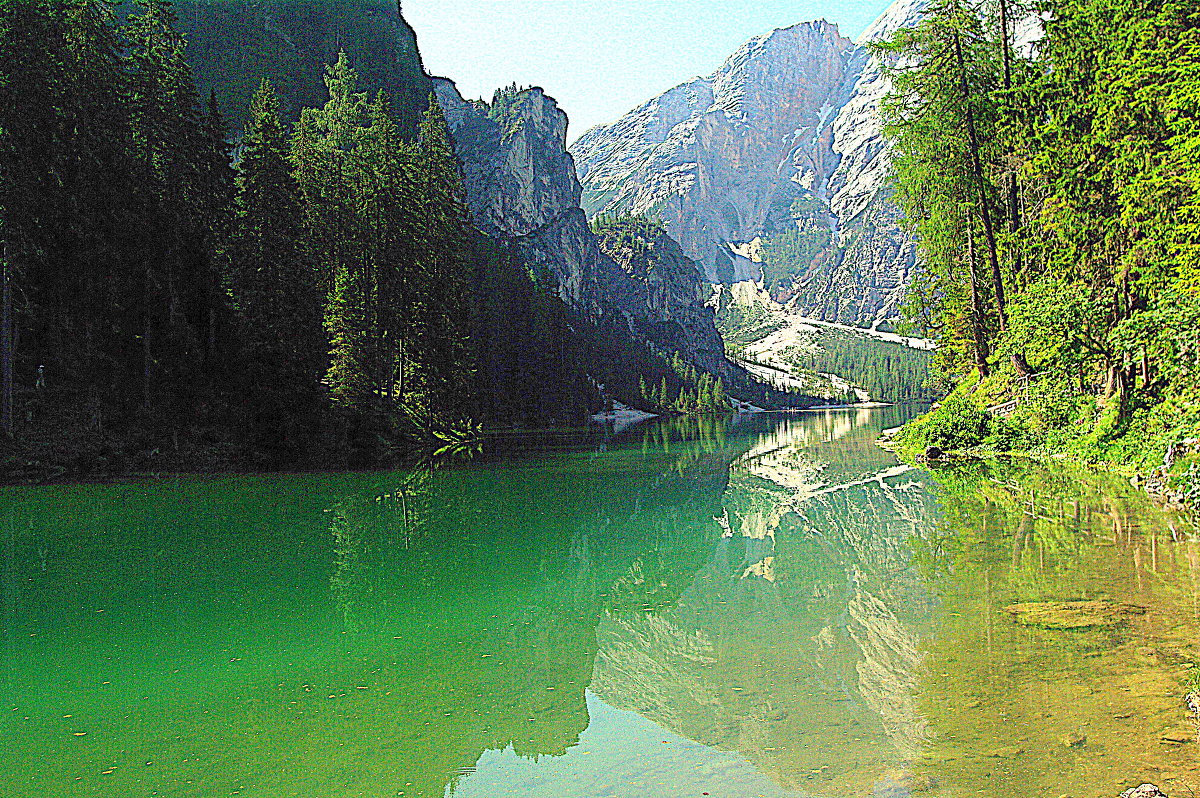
[403,0,897,143]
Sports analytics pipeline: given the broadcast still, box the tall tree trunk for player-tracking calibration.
[1,242,13,438]
[207,307,216,367]
[954,29,1007,333]
[143,264,153,412]
[967,228,992,377]
[997,0,1032,378]
[998,0,1023,281]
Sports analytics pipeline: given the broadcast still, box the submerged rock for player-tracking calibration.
[1002,600,1148,630]
[874,769,938,796]
[1061,731,1087,748]
[1119,785,1168,798]
[1158,728,1194,745]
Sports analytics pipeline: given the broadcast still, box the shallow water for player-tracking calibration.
[2,408,1197,798]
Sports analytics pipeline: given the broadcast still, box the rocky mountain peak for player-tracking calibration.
[707,20,854,118]
[571,0,931,329]
[857,0,929,45]
[434,79,582,240]
[572,23,858,287]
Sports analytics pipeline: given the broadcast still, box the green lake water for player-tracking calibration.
[2,408,1198,798]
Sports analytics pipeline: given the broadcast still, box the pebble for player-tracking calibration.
[1119,785,1168,798]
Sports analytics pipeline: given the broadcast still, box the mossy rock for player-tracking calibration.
[1002,600,1147,630]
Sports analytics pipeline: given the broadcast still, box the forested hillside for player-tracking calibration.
[883,0,1200,486]
[0,0,762,478]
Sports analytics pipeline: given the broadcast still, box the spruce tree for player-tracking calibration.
[125,0,212,409]
[293,52,373,407]
[412,94,473,417]
[232,79,323,388]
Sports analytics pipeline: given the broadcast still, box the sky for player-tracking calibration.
[403,0,898,144]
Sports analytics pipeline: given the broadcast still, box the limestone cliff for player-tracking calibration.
[433,79,730,378]
[570,0,928,329]
[432,79,612,310]
[592,220,729,377]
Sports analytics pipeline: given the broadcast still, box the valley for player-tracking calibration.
[714,281,933,404]
[0,0,938,481]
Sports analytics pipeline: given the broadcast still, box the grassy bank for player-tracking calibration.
[889,370,1200,510]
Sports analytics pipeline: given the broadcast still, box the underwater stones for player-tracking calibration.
[1061,731,1087,748]
[901,773,938,793]
[1119,785,1168,798]
[874,769,937,796]
[1002,600,1148,630]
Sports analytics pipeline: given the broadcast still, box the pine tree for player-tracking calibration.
[197,89,235,363]
[713,377,726,412]
[877,0,1006,378]
[125,0,212,409]
[411,93,473,417]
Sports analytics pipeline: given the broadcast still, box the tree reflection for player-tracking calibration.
[20,408,1151,798]
[911,458,1200,798]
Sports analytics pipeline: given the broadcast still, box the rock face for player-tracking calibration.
[176,0,433,136]
[570,0,928,329]
[433,79,730,376]
[433,80,612,311]
[592,222,729,377]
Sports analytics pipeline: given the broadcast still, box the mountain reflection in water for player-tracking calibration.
[1,407,1198,798]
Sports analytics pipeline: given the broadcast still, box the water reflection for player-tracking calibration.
[0,408,1197,798]
[586,409,941,797]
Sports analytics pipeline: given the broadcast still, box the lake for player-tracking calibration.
[2,407,1198,798]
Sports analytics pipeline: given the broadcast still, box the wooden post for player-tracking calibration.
[1,241,13,438]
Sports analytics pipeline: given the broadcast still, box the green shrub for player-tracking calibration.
[983,414,1038,451]
[903,395,990,452]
